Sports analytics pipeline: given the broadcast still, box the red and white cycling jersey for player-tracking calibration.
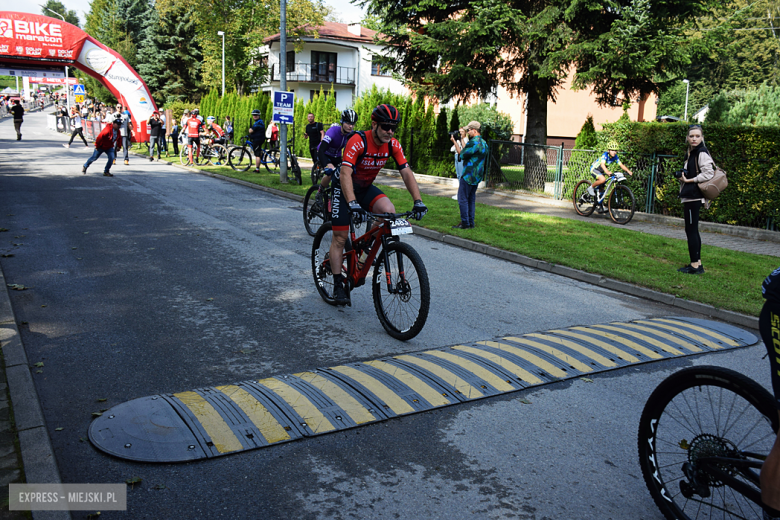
[186,116,203,138]
[341,132,409,190]
[208,123,224,138]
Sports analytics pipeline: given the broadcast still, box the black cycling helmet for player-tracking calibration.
[371,104,401,125]
[192,108,199,115]
[251,109,261,116]
[341,109,358,124]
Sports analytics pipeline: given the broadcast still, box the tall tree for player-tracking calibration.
[367,0,722,189]
[41,0,80,27]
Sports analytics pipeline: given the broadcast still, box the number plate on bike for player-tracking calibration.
[390,219,413,236]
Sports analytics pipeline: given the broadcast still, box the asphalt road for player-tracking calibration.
[0,113,771,520]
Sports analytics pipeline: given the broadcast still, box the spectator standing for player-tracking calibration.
[450,127,468,199]
[268,122,279,150]
[169,120,180,157]
[224,116,234,143]
[159,112,168,155]
[677,124,715,275]
[10,100,23,140]
[304,112,324,159]
[248,109,266,172]
[82,116,121,176]
[81,104,89,119]
[64,106,89,148]
[118,106,132,165]
[450,121,488,229]
[148,111,163,161]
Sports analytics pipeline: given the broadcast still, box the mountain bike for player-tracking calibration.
[638,365,779,520]
[179,142,204,166]
[195,138,228,166]
[302,169,367,237]
[311,211,430,341]
[310,160,324,185]
[227,136,255,171]
[573,173,636,225]
[264,146,302,185]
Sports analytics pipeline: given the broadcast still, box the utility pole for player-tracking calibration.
[279,0,288,183]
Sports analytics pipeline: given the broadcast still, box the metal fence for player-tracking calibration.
[487,141,777,231]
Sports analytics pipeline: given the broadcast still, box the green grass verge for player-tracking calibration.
[135,144,777,317]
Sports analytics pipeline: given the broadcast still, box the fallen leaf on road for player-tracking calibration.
[7,284,27,290]
[41,305,47,308]
[1,254,14,257]
[580,377,593,383]
[97,398,107,402]
[126,477,142,489]
[34,362,44,368]
[55,427,63,431]
[35,370,42,374]
[518,398,532,404]
[206,298,214,301]
[92,412,103,417]
[0,228,7,232]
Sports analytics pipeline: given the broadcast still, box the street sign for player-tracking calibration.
[73,84,86,95]
[75,95,84,103]
[272,91,295,124]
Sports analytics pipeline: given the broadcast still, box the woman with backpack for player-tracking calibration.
[677,124,715,275]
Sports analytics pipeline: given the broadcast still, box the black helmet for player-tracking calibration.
[251,109,261,116]
[192,108,199,115]
[341,109,358,124]
[371,104,401,125]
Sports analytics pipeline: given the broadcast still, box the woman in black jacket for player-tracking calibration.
[677,125,715,275]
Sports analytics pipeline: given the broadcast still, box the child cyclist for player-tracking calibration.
[588,141,633,210]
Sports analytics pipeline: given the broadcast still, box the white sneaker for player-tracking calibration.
[451,195,458,200]
[63,144,70,148]
[587,186,595,196]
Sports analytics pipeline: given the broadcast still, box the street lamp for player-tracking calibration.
[682,79,690,121]
[217,31,225,97]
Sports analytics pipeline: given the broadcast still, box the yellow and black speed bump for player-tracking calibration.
[89,317,758,462]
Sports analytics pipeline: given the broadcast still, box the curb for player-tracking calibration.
[0,267,71,520]
[152,156,759,330]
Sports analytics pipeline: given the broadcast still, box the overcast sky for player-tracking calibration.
[0,0,367,26]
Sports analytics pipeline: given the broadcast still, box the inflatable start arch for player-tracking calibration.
[0,11,157,140]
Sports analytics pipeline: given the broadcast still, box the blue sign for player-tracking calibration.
[272,91,295,124]
[73,84,86,95]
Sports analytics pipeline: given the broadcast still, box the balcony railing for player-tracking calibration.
[271,63,356,85]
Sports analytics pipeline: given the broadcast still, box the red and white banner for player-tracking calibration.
[0,11,157,141]
[29,77,78,85]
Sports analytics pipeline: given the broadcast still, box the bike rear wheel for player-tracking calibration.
[573,180,596,216]
[207,144,228,166]
[372,241,430,341]
[179,146,190,166]
[228,145,253,171]
[638,366,778,520]
[608,184,636,225]
[312,223,350,305]
[303,185,329,237]
[264,149,281,173]
[194,145,210,166]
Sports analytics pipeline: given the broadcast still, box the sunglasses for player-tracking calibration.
[379,123,397,132]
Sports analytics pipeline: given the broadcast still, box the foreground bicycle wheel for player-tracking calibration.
[179,146,190,166]
[311,223,350,305]
[207,144,228,166]
[573,180,596,216]
[228,145,253,172]
[638,366,777,520]
[303,185,328,237]
[608,184,635,225]
[372,242,430,341]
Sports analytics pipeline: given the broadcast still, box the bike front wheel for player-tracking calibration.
[228,145,253,171]
[573,180,596,216]
[207,144,228,166]
[179,146,190,166]
[264,149,281,173]
[638,366,778,520]
[608,184,635,225]
[372,242,430,341]
[312,223,351,305]
[303,185,328,237]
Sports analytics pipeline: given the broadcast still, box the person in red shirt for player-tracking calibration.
[205,116,225,144]
[269,122,279,150]
[328,104,428,305]
[82,116,121,176]
[186,108,204,165]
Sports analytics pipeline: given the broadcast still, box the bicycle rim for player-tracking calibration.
[208,144,228,166]
[372,242,430,341]
[311,223,347,306]
[228,146,252,171]
[608,185,636,225]
[573,180,596,216]
[638,366,777,520]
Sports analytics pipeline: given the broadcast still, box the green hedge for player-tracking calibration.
[601,121,780,229]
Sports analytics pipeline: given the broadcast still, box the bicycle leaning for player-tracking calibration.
[311,211,430,341]
[638,365,778,520]
[572,173,636,225]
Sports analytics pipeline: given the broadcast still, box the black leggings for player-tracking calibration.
[683,200,702,264]
[760,301,780,409]
[68,127,88,146]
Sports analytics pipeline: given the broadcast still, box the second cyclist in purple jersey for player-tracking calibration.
[315,109,358,202]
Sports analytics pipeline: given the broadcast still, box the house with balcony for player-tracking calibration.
[259,22,407,111]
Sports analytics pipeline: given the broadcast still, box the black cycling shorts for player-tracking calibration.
[187,137,200,147]
[331,180,387,232]
[251,141,264,156]
[760,300,780,409]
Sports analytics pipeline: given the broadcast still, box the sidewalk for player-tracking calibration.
[371,171,780,258]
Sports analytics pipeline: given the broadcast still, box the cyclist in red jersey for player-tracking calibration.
[205,116,225,145]
[186,108,204,164]
[329,104,428,305]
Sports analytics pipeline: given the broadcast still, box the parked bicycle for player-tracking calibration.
[573,173,636,224]
[311,211,430,341]
[180,140,227,166]
[638,365,778,520]
[310,160,325,185]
